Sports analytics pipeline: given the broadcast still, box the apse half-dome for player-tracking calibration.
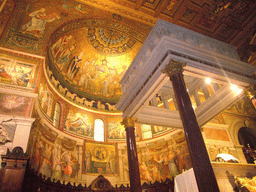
[46,17,145,112]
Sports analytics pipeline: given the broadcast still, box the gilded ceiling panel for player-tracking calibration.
[0,0,151,55]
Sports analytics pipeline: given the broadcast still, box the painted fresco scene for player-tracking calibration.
[0,57,38,89]
[107,116,126,140]
[136,131,192,183]
[84,142,117,175]
[28,122,80,180]
[28,119,187,183]
[0,93,33,117]
[64,108,94,138]
[107,116,140,140]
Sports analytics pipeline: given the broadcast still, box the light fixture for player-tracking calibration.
[205,77,211,84]
[231,84,243,95]
[231,84,238,91]
[237,88,243,95]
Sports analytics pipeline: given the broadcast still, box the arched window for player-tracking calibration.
[238,127,256,164]
[53,102,60,129]
[94,119,104,142]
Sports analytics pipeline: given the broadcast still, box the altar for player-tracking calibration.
[117,19,256,192]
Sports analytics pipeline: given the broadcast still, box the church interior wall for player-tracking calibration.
[0,0,256,190]
[1,47,256,189]
[1,47,256,188]
[26,82,256,186]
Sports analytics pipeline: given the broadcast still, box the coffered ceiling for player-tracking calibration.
[89,0,256,48]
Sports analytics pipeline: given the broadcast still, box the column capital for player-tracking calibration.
[121,117,137,128]
[246,83,256,109]
[162,59,187,77]
[246,83,256,98]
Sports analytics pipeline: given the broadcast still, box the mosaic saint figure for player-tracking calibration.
[57,44,75,69]
[51,35,72,61]
[39,144,53,178]
[175,147,186,173]
[109,151,116,173]
[106,163,112,174]
[32,138,43,172]
[156,154,168,180]
[22,8,59,34]
[0,64,11,79]
[167,149,179,178]
[123,158,129,181]
[78,59,96,91]
[139,161,153,182]
[51,146,62,180]
[152,164,160,181]
[62,152,73,179]
[66,52,83,79]
[71,158,80,178]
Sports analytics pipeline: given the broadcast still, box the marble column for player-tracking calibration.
[162,59,220,192]
[121,117,141,192]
